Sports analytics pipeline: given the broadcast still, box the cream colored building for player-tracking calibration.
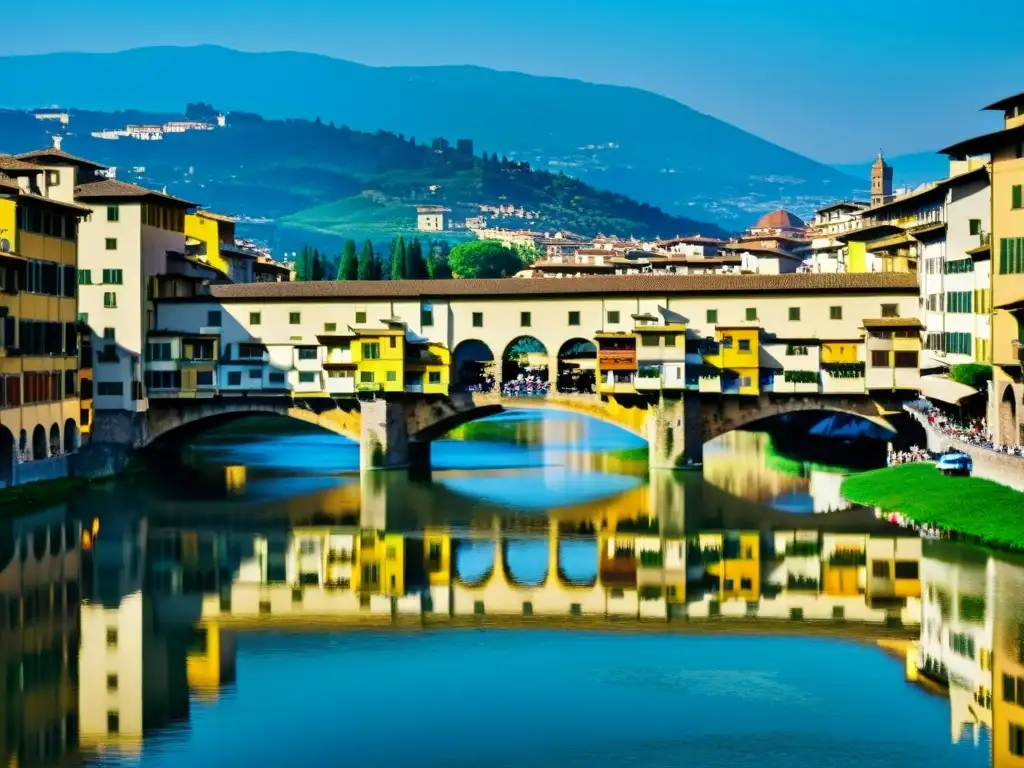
[153,274,921,398]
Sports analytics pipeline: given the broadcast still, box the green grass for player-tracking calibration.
[0,477,92,518]
[840,463,1024,548]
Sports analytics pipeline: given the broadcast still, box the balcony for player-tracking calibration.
[635,366,663,391]
[326,375,356,395]
[404,383,424,394]
[597,349,637,371]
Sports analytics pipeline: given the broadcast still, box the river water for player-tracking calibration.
[1,410,1016,767]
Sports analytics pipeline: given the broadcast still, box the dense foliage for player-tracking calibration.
[447,240,524,279]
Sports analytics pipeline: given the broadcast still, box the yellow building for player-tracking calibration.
[941,91,1024,446]
[703,324,761,395]
[0,159,90,480]
[185,210,258,284]
[701,531,761,601]
[862,317,923,391]
[353,530,406,596]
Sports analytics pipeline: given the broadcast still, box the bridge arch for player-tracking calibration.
[31,425,47,460]
[558,536,598,587]
[48,423,61,456]
[700,397,896,444]
[452,339,496,391]
[145,399,362,448]
[453,539,496,586]
[502,336,549,390]
[63,419,79,454]
[503,537,548,587]
[998,383,1017,446]
[556,338,596,394]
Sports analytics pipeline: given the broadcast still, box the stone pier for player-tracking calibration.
[358,398,432,472]
[645,393,703,469]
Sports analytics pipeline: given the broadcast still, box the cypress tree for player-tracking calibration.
[391,236,407,280]
[338,239,358,280]
[406,238,427,279]
[311,248,323,281]
[357,240,377,281]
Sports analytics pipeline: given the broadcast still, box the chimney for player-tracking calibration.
[52,135,63,150]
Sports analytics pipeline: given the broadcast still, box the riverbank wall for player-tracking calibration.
[904,407,1024,492]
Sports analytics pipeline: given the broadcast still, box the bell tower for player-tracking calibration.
[871,150,893,206]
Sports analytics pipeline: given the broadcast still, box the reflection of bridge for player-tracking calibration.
[142,389,900,473]
[124,273,921,471]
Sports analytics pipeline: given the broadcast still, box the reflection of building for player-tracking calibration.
[0,513,81,768]
[993,555,1024,765]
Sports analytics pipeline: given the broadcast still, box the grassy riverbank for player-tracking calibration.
[841,463,1024,548]
[0,477,92,518]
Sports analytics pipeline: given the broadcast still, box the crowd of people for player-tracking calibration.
[502,375,550,397]
[876,509,944,540]
[887,447,932,466]
[908,400,1024,457]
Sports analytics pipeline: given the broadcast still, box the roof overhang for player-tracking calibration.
[920,374,982,405]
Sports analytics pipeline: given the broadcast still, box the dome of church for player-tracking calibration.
[753,209,806,231]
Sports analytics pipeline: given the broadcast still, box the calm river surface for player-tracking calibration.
[2,410,1017,767]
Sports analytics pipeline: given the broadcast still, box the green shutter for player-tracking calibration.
[1013,185,1023,209]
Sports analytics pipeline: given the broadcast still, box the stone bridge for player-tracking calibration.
[139,389,900,472]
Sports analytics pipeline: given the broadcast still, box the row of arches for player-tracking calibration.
[0,420,79,486]
[455,538,599,588]
[453,337,597,395]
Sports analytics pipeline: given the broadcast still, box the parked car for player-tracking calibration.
[936,452,973,477]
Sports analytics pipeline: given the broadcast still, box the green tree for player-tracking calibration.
[406,237,428,279]
[357,240,377,281]
[338,239,358,280]
[294,245,311,281]
[311,248,323,281]
[391,236,407,280]
[447,240,523,279]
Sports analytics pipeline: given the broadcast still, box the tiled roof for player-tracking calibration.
[16,147,108,170]
[160,273,920,303]
[862,317,923,328]
[75,179,198,207]
[752,209,807,230]
[0,155,41,173]
[0,174,20,192]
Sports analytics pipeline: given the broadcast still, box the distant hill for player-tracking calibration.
[0,45,861,227]
[832,152,950,192]
[0,106,727,251]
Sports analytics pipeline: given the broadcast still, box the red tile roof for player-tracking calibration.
[75,179,198,208]
[155,272,919,303]
[752,209,807,231]
[16,148,108,170]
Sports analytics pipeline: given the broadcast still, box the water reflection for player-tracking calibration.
[0,412,1006,767]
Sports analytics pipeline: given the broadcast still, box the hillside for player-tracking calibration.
[0,106,726,248]
[0,45,860,226]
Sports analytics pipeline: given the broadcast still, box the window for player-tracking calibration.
[298,371,316,384]
[97,381,124,397]
[521,311,531,327]
[297,347,318,360]
[1013,184,1023,210]
[106,628,118,647]
[237,343,264,359]
[103,327,115,340]
[355,311,367,324]
[894,351,918,368]
[107,206,119,222]
[362,342,380,360]
[738,339,751,352]
[421,306,434,326]
[104,238,117,251]
[360,371,374,383]
[78,313,88,325]
[999,238,1024,274]
[196,371,214,387]
[289,312,300,325]
[227,371,242,386]
[969,218,981,235]
[107,712,120,734]
[894,561,919,579]
[101,268,123,284]
[745,308,756,321]
[880,303,899,318]
[324,322,336,332]
[248,369,261,379]
[386,370,397,382]
[706,309,718,324]
[870,350,889,367]
[146,342,171,361]
[429,371,441,384]
[103,292,117,308]
[269,372,285,385]
[1011,724,1024,758]
[78,269,92,285]
[389,336,397,349]
[568,311,580,326]
[249,312,261,325]
[472,312,483,327]
[607,310,620,324]
[788,307,800,321]
[871,561,891,579]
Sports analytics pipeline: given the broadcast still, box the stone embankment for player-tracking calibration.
[905,406,1024,492]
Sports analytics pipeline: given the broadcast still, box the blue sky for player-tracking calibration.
[7,0,1022,162]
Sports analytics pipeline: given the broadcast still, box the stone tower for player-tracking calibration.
[871,150,893,206]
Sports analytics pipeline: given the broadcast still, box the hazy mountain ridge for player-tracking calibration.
[0,105,729,251]
[0,45,860,226]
